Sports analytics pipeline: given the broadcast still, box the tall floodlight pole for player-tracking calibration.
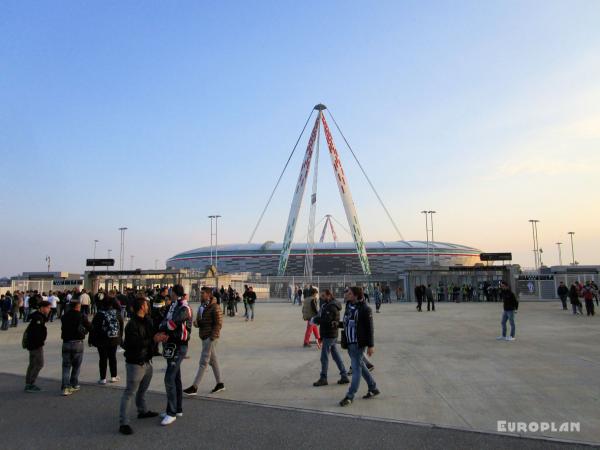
[568,232,576,265]
[528,220,539,269]
[556,242,563,266]
[428,211,436,263]
[93,239,99,272]
[118,227,128,271]
[421,211,430,264]
[208,215,221,275]
[208,217,214,266]
[534,220,541,267]
[45,255,51,272]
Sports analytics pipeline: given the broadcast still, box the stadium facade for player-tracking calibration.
[167,241,481,276]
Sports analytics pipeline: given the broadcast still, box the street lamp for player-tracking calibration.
[93,240,99,272]
[528,220,540,269]
[556,242,563,266]
[208,215,222,272]
[118,227,128,271]
[421,211,429,264]
[568,232,576,265]
[428,210,436,263]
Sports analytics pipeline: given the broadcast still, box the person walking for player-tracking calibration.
[79,289,91,316]
[60,297,91,396]
[245,286,257,322]
[374,285,382,313]
[426,284,435,312]
[557,282,569,311]
[24,300,51,392]
[302,288,321,348]
[414,285,423,312]
[582,281,595,316]
[312,289,349,387]
[48,291,58,322]
[1,293,11,330]
[184,287,225,396]
[90,290,124,384]
[11,291,21,327]
[497,281,518,341]
[156,284,192,426]
[119,295,159,435]
[339,287,379,407]
[569,283,583,315]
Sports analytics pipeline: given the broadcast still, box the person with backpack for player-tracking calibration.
[312,289,349,387]
[155,284,192,426]
[183,286,225,396]
[60,297,91,396]
[24,300,51,392]
[90,290,124,385]
[582,281,595,316]
[119,295,160,435]
[339,287,379,407]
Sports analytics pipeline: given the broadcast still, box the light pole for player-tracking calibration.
[208,215,222,271]
[428,210,436,263]
[45,255,51,272]
[568,232,576,265]
[118,227,128,271]
[93,239,99,272]
[528,220,540,269]
[556,242,563,266]
[421,211,429,264]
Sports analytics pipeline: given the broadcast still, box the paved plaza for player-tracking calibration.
[1,301,599,447]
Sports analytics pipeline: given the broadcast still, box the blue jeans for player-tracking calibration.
[164,345,187,417]
[501,311,516,338]
[246,303,255,320]
[320,337,347,379]
[346,343,376,400]
[61,341,84,388]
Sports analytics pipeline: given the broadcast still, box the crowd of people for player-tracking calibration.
[557,280,598,316]
[5,275,595,436]
[15,284,264,434]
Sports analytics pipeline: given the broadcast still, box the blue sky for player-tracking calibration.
[1,1,599,276]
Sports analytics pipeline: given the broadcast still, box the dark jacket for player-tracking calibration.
[25,311,48,350]
[90,298,124,347]
[557,285,569,297]
[501,289,519,311]
[314,299,342,339]
[342,300,374,348]
[123,315,155,365]
[195,299,223,340]
[61,309,91,342]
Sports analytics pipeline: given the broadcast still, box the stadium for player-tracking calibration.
[166,241,481,276]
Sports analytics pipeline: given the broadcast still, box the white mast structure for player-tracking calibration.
[278,104,371,278]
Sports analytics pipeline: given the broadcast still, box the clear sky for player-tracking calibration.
[1,0,599,277]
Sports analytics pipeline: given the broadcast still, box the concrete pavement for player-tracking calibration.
[1,301,598,445]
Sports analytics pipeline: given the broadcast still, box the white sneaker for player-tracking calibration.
[506,336,515,341]
[496,336,506,341]
[110,376,120,383]
[98,379,107,385]
[160,412,183,418]
[62,387,72,396]
[160,415,177,426]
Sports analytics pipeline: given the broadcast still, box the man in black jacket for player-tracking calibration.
[557,282,569,311]
[313,289,349,387]
[339,287,379,407]
[119,296,159,435]
[60,297,91,396]
[24,300,51,392]
[497,281,519,342]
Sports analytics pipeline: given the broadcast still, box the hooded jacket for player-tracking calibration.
[25,311,48,350]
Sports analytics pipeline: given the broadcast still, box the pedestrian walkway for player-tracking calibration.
[1,302,598,444]
[0,373,591,450]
